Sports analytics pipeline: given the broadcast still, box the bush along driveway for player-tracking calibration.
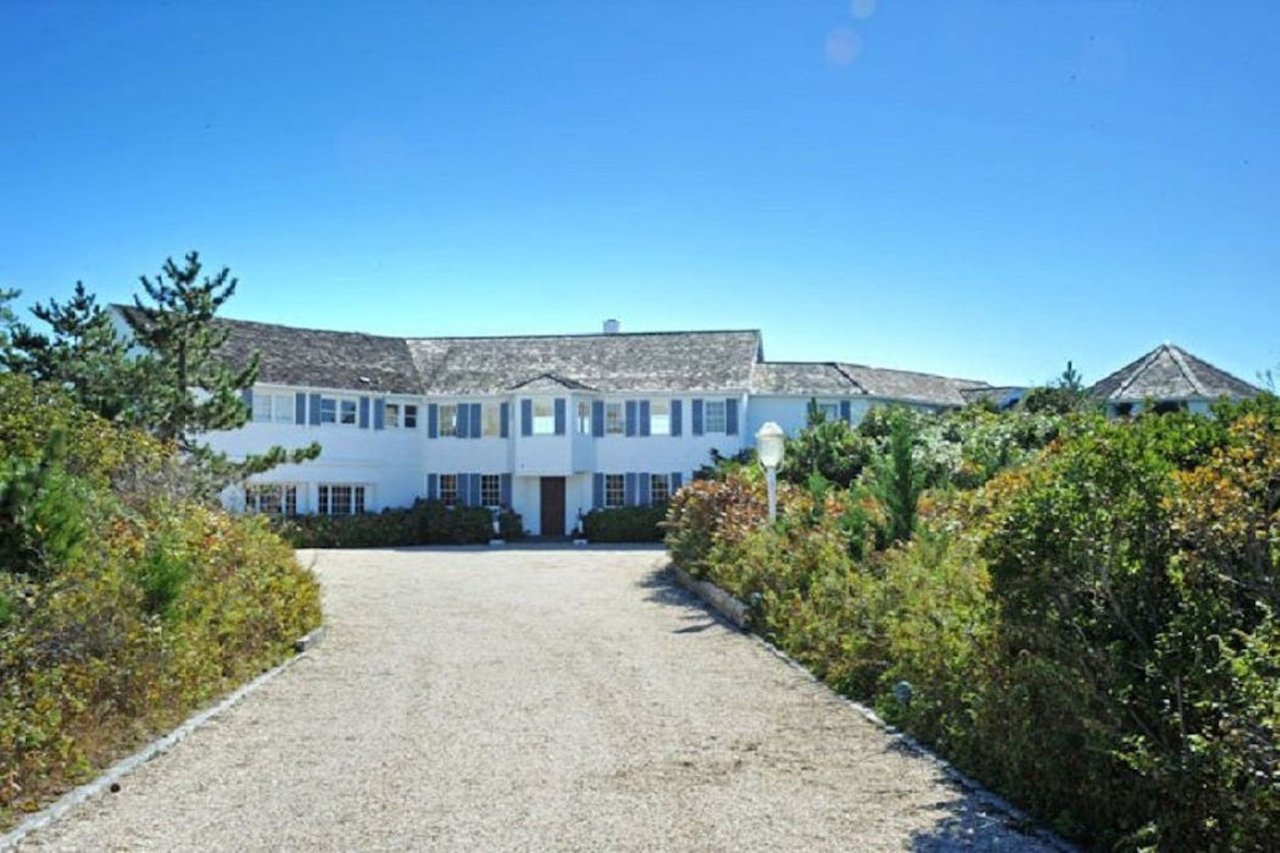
[20,547,1054,851]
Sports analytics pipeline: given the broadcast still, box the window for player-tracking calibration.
[650,400,670,435]
[704,400,727,433]
[650,474,670,504]
[439,474,458,507]
[532,399,555,435]
[482,403,501,437]
[252,393,294,424]
[384,402,420,429]
[605,402,624,435]
[440,404,458,437]
[244,484,298,516]
[1153,400,1188,415]
[480,474,501,507]
[317,484,366,516]
[577,401,591,434]
[320,395,357,427]
[814,401,839,423]
[604,474,625,508]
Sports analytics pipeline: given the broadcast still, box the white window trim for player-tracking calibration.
[482,402,502,438]
[317,483,371,515]
[318,394,360,428]
[531,398,556,436]
[704,400,727,434]
[383,400,421,430]
[576,400,591,435]
[480,474,502,508]
[244,482,301,516]
[439,403,460,437]
[604,401,625,436]
[650,473,671,504]
[604,474,625,508]
[252,391,295,425]
[650,399,671,436]
[439,474,459,507]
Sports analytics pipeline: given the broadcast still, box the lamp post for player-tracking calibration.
[755,422,785,522]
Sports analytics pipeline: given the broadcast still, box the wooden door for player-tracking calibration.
[539,477,566,537]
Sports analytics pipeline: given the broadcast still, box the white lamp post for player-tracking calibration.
[756,421,786,522]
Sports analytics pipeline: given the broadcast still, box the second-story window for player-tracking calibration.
[605,402,624,435]
[252,393,294,424]
[339,399,357,426]
[532,399,555,435]
[403,404,418,429]
[483,403,501,437]
[704,400,727,433]
[650,400,670,435]
[384,402,401,428]
[577,401,591,434]
[440,404,458,437]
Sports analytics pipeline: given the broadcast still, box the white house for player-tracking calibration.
[195,317,990,535]
[191,315,1260,536]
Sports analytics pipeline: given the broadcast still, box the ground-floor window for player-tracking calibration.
[245,483,298,516]
[318,484,367,515]
[440,474,458,507]
[649,474,670,504]
[604,474,625,508]
[480,474,501,507]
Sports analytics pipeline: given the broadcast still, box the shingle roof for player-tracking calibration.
[406,330,762,395]
[750,362,860,395]
[1089,343,1260,403]
[748,360,989,407]
[835,363,990,407]
[114,307,423,394]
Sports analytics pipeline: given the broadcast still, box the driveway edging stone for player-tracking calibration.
[668,562,1077,853]
[0,628,325,852]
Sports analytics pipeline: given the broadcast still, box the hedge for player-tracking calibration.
[582,504,667,542]
[275,500,524,548]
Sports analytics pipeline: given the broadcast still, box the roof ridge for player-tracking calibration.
[830,362,871,395]
[835,361,991,388]
[407,329,762,342]
[1112,345,1168,399]
[1163,344,1209,397]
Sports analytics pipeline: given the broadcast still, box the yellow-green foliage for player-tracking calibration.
[665,397,1280,850]
[0,375,321,827]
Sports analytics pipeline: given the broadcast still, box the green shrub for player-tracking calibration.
[0,375,321,829]
[664,397,1280,849]
[275,500,523,548]
[583,504,666,542]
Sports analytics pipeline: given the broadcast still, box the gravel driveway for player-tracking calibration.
[20,546,1052,851]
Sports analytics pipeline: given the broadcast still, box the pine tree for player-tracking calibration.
[4,282,140,420]
[125,252,319,481]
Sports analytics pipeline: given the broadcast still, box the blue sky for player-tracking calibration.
[2,1,1277,387]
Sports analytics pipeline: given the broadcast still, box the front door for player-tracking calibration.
[539,477,566,537]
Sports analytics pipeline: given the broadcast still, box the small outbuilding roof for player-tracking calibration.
[1089,343,1260,403]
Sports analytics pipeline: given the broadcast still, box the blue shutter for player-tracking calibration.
[671,399,682,436]
[500,474,512,507]
[592,401,605,437]
[428,404,439,438]
[241,387,253,411]
[500,402,510,438]
[359,396,370,429]
[638,472,651,505]
[625,401,637,437]
[639,401,650,437]
[471,403,482,439]
[427,474,439,501]
[840,400,852,423]
[469,473,482,507]
[624,472,638,506]
[309,393,322,426]
[726,398,739,435]
[554,398,566,435]
[374,398,385,430]
[295,392,307,425]
[521,399,533,436]
[593,473,604,508]
[671,471,683,491]
[457,473,470,507]
[692,399,704,435]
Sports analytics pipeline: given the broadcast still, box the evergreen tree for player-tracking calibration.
[124,252,319,480]
[872,407,924,546]
[4,282,140,420]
